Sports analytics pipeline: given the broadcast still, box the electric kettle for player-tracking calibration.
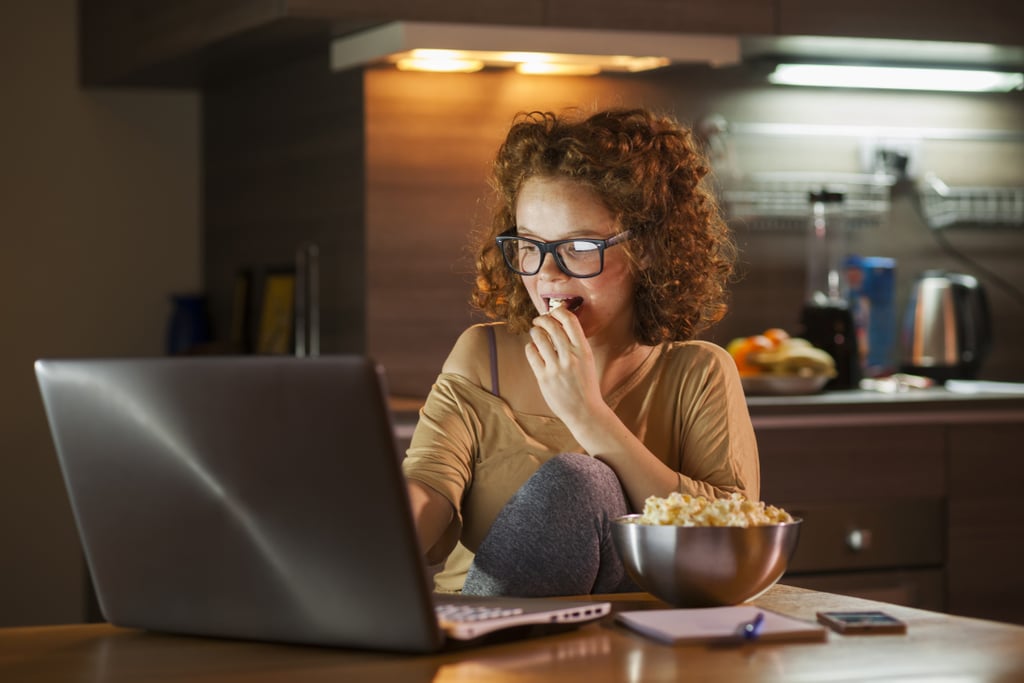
[901,270,992,381]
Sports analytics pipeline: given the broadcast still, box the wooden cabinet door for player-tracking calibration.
[544,0,775,34]
[757,423,945,504]
[947,422,1024,624]
[777,0,1024,46]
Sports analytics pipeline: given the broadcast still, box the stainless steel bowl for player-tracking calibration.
[611,515,803,607]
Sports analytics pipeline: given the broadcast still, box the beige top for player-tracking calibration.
[402,325,759,592]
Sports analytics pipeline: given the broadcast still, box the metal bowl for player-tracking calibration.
[611,515,803,607]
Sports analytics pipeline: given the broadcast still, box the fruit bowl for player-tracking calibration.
[740,374,829,396]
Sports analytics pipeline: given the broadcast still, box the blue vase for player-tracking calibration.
[166,294,212,355]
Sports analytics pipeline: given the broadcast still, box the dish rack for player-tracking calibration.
[720,172,894,231]
[919,174,1024,230]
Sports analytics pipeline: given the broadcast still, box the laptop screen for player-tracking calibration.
[36,356,444,651]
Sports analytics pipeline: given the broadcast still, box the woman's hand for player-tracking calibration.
[524,308,681,507]
[524,308,604,428]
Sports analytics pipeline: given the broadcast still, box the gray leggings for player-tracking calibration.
[462,452,639,597]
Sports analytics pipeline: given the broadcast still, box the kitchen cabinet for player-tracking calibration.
[751,388,1024,624]
[539,0,773,34]
[777,0,1024,47]
[946,422,1024,624]
[78,0,774,86]
[81,0,1023,87]
[392,388,1024,624]
[78,0,299,85]
[758,422,948,612]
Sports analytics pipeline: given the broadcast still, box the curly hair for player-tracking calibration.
[471,107,736,344]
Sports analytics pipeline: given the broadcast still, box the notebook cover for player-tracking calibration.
[616,605,827,645]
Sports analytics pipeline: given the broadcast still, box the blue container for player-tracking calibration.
[166,294,212,355]
[845,256,897,378]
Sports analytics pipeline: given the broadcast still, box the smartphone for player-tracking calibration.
[816,610,907,635]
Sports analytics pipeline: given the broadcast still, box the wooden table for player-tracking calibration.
[3,585,1023,682]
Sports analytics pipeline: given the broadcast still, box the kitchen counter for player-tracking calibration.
[391,384,1024,624]
[395,381,1024,418]
[747,383,1024,425]
[393,384,1024,434]
[747,382,1024,625]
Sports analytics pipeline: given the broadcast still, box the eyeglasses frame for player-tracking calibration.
[495,229,633,279]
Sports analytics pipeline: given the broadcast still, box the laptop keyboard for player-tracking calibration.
[433,598,612,640]
[435,603,525,624]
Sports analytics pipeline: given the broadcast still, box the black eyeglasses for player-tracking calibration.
[495,229,632,278]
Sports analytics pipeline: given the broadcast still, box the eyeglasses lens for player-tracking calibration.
[556,241,602,277]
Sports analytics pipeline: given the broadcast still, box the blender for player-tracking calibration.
[799,190,860,390]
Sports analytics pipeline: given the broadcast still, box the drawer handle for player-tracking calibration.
[846,528,873,552]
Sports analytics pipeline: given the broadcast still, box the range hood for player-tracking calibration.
[329,21,741,75]
[329,23,1023,91]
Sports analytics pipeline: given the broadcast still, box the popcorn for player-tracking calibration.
[546,296,582,313]
[639,492,793,527]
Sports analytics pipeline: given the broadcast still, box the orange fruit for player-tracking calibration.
[728,334,773,376]
[763,328,790,347]
[726,337,747,357]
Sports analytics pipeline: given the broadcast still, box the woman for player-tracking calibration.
[403,107,758,597]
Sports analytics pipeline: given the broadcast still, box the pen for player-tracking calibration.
[737,611,765,641]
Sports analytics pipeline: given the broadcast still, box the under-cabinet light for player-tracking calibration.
[769,63,1024,93]
[329,22,739,76]
[515,61,603,76]
[395,50,484,73]
[389,49,665,75]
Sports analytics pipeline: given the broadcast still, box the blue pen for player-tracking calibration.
[738,611,765,641]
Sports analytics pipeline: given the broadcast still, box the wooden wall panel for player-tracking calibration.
[204,48,367,355]
[364,68,670,397]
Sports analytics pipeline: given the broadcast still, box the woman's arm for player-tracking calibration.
[402,324,491,563]
[564,400,682,510]
[524,309,679,508]
[571,344,758,506]
[406,480,454,563]
[526,310,757,509]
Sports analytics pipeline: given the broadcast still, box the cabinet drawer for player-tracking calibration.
[784,499,944,573]
[758,425,945,502]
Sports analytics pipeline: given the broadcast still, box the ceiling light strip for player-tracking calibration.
[769,63,1024,92]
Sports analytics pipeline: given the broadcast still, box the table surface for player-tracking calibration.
[3,585,1023,682]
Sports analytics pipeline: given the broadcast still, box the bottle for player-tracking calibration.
[846,255,897,378]
[799,191,860,390]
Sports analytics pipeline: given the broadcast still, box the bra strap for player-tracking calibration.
[486,325,500,396]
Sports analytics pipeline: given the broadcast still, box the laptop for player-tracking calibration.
[34,355,611,653]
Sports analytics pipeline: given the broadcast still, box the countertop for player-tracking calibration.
[3,586,1022,682]
[392,381,1024,429]
[747,381,1024,426]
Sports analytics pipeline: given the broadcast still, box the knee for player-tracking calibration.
[532,453,621,497]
